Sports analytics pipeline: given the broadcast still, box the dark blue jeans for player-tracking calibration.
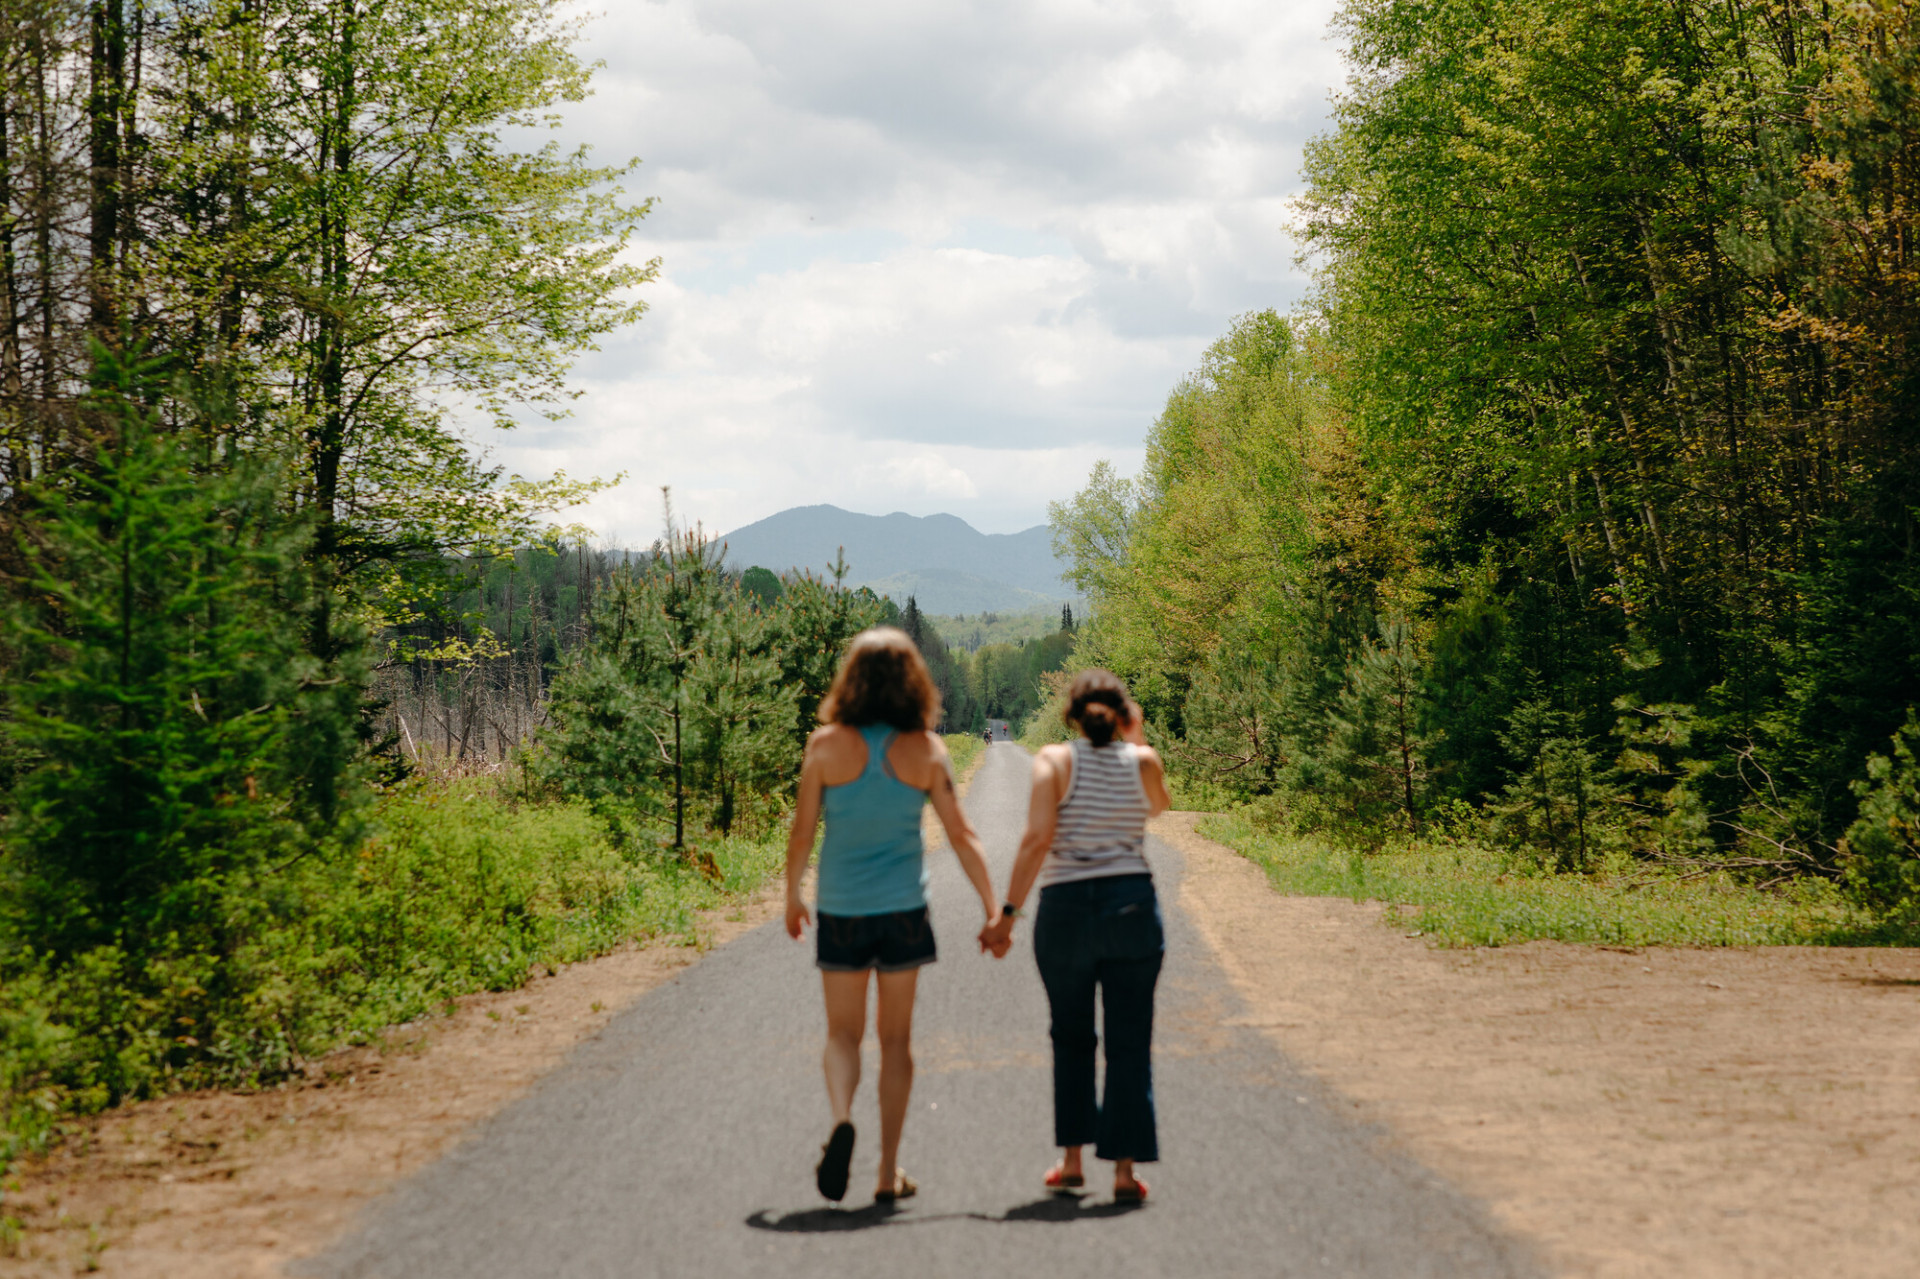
[1033,873,1164,1162]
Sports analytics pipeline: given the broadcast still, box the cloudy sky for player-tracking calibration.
[492,0,1347,542]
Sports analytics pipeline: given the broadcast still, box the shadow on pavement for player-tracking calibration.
[746,1205,906,1233]
[999,1195,1147,1223]
[745,1197,1147,1234]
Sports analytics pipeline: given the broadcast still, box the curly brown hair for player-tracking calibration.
[818,628,943,731]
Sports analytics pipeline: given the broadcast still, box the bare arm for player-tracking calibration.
[923,736,1000,931]
[1122,708,1173,816]
[1007,749,1064,912]
[983,748,1066,953]
[784,737,827,939]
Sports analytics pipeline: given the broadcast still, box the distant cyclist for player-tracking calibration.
[784,628,1001,1203]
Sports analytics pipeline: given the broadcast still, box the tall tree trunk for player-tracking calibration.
[88,0,124,340]
[672,674,684,849]
[31,21,53,402]
[301,0,359,817]
[0,83,22,409]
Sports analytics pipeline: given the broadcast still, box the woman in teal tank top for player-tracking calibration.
[784,628,1000,1205]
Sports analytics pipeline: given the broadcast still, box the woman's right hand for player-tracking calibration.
[785,895,811,939]
[1120,699,1149,746]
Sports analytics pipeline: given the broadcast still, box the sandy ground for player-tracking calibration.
[0,894,785,1279]
[1157,811,1920,1279]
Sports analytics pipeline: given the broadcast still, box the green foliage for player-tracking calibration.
[543,525,800,849]
[0,0,671,1182]
[1204,812,1898,949]
[1325,619,1432,838]
[741,566,784,608]
[0,365,352,1109]
[1841,714,1920,921]
[1489,698,1619,872]
[764,555,892,748]
[1054,3,1920,916]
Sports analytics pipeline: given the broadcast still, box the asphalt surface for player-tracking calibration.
[306,743,1538,1279]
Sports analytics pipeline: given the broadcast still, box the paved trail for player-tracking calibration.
[307,744,1536,1279]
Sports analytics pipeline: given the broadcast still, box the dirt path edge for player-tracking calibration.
[1159,810,1920,1279]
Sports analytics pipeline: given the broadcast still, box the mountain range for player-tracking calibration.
[715,505,1075,616]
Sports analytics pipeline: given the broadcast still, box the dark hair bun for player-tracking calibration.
[1063,668,1132,747]
[1077,701,1119,746]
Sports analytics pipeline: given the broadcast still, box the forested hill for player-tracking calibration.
[717,505,1072,614]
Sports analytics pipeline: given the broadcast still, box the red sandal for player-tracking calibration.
[1044,1164,1085,1194]
[1114,1177,1149,1204]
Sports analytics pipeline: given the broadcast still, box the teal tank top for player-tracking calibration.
[816,725,929,916]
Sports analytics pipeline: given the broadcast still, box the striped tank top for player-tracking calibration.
[1039,738,1152,888]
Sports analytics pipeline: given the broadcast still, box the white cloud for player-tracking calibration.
[854,453,980,501]
[485,0,1345,536]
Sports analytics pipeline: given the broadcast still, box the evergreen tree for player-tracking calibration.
[740,566,783,609]
[901,595,925,650]
[1840,713,1920,922]
[0,357,334,1096]
[1325,619,1431,838]
[1491,697,1618,872]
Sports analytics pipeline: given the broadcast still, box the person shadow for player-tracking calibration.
[746,1196,1146,1234]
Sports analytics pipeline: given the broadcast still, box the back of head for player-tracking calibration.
[819,627,942,732]
[1064,668,1129,747]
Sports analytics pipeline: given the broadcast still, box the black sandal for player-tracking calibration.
[816,1121,856,1201]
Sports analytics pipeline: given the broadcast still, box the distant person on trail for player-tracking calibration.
[981,669,1171,1204]
[784,628,1002,1204]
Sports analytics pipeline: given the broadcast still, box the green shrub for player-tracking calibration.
[1841,713,1920,921]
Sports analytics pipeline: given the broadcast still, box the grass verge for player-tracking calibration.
[1199,811,1920,947]
[942,731,986,784]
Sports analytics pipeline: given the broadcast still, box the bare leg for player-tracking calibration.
[873,968,920,1194]
[1114,1157,1141,1195]
[1058,1146,1084,1180]
[821,971,870,1124]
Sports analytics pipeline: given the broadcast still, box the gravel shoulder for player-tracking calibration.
[1159,810,1920,1279]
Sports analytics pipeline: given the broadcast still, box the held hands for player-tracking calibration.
[978,912,1015,959]
[785,893,811,940]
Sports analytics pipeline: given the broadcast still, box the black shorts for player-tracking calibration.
[816,906,938,973]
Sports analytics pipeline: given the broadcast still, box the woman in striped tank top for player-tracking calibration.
[982,669,1171,1203]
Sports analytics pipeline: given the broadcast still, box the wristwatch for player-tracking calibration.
[1001,902,1023,919]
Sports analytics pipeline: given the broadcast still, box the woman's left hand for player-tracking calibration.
[785,895,811,939]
